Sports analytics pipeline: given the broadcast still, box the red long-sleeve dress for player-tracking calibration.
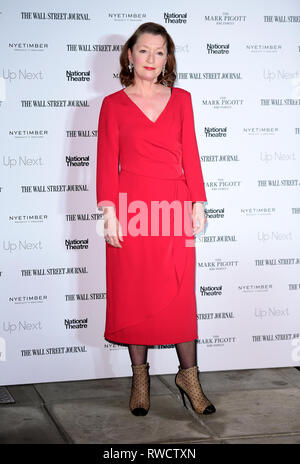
[96,86,207,345]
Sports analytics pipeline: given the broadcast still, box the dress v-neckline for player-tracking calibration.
[122,87,174,125]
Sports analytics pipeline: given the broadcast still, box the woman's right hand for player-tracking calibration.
[103,207,123,248]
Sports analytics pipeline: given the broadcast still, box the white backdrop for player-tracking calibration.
[1,0,300,385]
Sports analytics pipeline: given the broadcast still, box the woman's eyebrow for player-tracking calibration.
[138,44,165,49]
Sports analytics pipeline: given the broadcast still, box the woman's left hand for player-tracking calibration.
[192,202,207,235]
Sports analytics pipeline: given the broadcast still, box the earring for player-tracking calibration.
[128,61,133,72]
[162,64,166,76]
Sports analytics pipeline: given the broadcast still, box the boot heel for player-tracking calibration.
[175,365,216,415]
[175,381,187,408]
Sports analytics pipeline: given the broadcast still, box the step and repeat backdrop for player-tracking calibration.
[1,0,300,385]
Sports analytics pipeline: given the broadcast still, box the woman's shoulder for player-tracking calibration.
[101,89,124,104]
[173,86,191,97]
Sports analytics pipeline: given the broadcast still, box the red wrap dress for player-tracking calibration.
[96,86,207,345]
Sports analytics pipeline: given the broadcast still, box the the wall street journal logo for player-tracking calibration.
[2,155,43,168]
[255,307,289,319]
[241,207,276,216]
[198,259,239,271]
[197,311,233,319]
[205,179,241,191]
[246,44,282,54]
[66,130,96,137]
[200,285,223,296]
[21,266,88,277]
[9,214,48,224]
[2,68,44,82]
[264,15,300,23]
[206,43,229,54]
[9,42,49,52]
[21,345,88,357]
[21,12,91,21]
[258,179,299,187]
[289,283,300,291]
[238,284,272,293]
[243,127,278,136]
[203,98,243,109]
[66,155,89,167]
[65,292,106,301]
[197,234,236,244]
[204,127,227,137]
[252,333,300,342]
[197,335,237,348]
[66,70,90,82]
[8,129,48,139]
[177,72,242,80]
[66,212,102,222]
[64,318,88,329]
[21,184,88,193]
[65,239,89,250]
[205,208,225,219]
[8,294,48,304]
[21,100,89,108]
[204,14,246,24]
[201,154,239,163]
[255,258,300,266]
[260,98,300,106]
[163,12,187,24]
[66,43,123,52]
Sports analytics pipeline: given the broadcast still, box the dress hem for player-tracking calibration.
[104,334,198,346]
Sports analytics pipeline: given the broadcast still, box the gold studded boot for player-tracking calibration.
[129,362,150,416]
[175,365,216,415]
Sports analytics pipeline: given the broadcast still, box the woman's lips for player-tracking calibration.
[144,66,155,70]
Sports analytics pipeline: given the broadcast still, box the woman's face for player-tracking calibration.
[128,32,168,84]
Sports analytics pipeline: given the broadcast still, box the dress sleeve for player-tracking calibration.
[181,91,207,202]
[96,96,119,209]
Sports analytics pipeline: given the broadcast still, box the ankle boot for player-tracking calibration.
[129,362,150,416]
[175,365,216,415]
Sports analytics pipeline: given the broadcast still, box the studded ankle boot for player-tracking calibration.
[129,362,150,416]
[175,365,216,415]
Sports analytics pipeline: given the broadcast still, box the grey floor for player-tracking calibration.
[1,366,300,444]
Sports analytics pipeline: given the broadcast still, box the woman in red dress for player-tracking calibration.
[96,22,216,417]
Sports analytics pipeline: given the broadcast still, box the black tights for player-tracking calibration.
[128,340,197,369]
